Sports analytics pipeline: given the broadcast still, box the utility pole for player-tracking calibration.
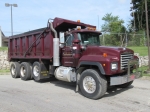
[5,3,18,36]
[98,15,99,30]
[145,0,150,72]
[11,5,13,36]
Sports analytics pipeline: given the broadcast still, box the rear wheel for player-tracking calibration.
[20,62,32,81]
[79,69,107,99]
[116,81,133,88]
[10,62,20,78]
[32,62,41,81]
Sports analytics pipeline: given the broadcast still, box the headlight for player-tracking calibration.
[111,63,118,70]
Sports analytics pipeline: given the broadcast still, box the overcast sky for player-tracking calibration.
[0,0,131,36]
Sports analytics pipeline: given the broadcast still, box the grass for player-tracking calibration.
[0,47,8,51]
[138,66,150,77]
[128,46,150,77]
[128,46,148,56]
[0,69,10,75]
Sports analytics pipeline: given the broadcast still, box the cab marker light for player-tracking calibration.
[103,53,108,57]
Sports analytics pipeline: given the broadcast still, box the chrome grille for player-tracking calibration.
[120,53,133,70]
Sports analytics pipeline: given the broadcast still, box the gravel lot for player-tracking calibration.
[0,75,150,112]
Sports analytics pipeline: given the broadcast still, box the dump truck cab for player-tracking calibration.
[61,28,101,67]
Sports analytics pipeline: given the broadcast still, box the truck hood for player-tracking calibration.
[82,46,134,57]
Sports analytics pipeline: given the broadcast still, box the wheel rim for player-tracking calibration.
[11,65,16,76]
[83,76,96,94]
[20,66,26,77]
[33,65,39,77]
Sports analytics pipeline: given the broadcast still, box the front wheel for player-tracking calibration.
[79,69,107,99]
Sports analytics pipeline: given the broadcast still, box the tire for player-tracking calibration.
[79,69,107,99]
[10,62,20,78]
[20,62,32,81]
[32,62,41,81]
[116,81,133,88]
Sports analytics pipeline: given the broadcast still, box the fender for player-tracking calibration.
[77,61,105,75]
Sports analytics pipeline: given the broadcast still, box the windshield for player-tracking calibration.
[78,33,100,46]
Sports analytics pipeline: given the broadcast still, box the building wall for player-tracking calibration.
[0,26,8,47]
[0,51,10,70]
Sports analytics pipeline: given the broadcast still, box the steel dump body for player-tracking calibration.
[8,17,96,61]
[8,29,53,61]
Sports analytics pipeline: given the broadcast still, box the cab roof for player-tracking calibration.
[53,17,96,32]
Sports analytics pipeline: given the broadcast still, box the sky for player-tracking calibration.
[0,0,132,36]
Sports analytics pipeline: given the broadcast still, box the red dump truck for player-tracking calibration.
[8,17,141,99]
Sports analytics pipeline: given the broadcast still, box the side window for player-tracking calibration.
[66,34,74,46]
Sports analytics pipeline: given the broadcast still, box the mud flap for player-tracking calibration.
[40,63,50,79]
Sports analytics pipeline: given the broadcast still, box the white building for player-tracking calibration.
[0,26,8,47]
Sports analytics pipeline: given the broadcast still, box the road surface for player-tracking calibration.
[0,75,150,112]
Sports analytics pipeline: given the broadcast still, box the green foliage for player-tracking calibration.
[138,66,150,77]
[101,13,127,46]
[100,12,147,47]
[101,13,125,33]
[100,34,121,46]
[0,47,8,51]
[130,0,150,31]
[128,46,149,77]
[127,34,145,47]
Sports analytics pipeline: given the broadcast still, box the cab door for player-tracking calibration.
[61,34,75,67]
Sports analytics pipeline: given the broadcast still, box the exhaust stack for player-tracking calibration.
[49,20,60,66]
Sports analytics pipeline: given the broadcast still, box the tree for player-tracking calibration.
[129,0,150,47]
[101,13,126,46]
[101,13,125,33]
[130,0,150,31]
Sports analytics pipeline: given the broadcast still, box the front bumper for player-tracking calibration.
[110,59,141,86]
